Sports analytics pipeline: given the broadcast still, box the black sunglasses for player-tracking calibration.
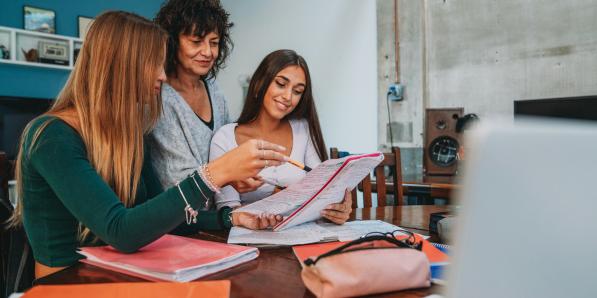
[304,229,422,266]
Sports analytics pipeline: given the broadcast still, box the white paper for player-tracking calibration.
[227,220,405,246]
[233,153,384,231]
[228,221,333,246]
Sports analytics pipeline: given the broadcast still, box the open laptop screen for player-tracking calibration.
[447,118,597,298]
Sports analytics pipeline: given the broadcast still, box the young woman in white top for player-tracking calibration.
[210,49,351,224]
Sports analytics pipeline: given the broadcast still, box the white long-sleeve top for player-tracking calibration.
[209,119,322,210]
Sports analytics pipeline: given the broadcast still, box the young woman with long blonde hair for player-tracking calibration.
[8,11,286,279]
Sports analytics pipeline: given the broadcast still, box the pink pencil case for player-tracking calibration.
[301,237,431,298]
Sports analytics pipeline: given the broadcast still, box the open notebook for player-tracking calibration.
[234,152,384,231]
[228,220,403,246]
[79,235,258,282]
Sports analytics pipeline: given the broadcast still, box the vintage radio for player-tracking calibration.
[424,108,463,176]
[38,41,68,65]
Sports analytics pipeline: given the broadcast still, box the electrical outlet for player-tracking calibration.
[387,83,404,101]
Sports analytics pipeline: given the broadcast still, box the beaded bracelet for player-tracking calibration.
[199,164,221,193]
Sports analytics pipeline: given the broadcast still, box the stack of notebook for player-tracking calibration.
[79,234,258,282]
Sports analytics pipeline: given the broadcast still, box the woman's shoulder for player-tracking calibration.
[212,122,238,145]
[26,115,79,140]
[289,118,310,134]
[22,115,84,159]
[205,78,227,106]
[160,83,182,106]
[204,77,221,93]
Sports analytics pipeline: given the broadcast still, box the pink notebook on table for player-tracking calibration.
[79,234,258,282]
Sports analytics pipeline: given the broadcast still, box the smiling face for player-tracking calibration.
[260,65,306,121]
[176,31,220,77]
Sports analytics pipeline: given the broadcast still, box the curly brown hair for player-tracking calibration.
[155,0,233,79]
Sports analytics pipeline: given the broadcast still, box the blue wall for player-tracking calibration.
[0,0,164,99]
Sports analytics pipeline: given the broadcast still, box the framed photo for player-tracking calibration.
[78,16,94,40]
[23,6,56,34]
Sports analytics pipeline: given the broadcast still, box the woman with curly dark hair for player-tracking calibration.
[149,0,250,198]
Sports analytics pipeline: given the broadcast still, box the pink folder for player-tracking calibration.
[79,234,258,282]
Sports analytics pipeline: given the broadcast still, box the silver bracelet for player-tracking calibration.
[176,182,198,225]
[190,172,210,210]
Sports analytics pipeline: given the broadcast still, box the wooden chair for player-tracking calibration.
[330,147,403,208]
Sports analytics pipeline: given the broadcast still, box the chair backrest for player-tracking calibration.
[0,151,35,297]
[330,147,403,208]
[0,151,10,201]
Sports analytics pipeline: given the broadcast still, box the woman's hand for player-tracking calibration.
[208,139,287,187]
[321,189,353,225]
[230,177,264,193]
[232,212,283,230]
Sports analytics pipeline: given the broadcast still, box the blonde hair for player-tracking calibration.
[8,11,167,241]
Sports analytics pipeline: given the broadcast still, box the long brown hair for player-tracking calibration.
[8,11,167,240]
[237,49,328,161]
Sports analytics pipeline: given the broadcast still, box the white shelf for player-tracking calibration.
[0,25,82,71]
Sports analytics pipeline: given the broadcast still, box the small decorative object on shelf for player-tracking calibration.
[78,16,95,40]
[38,41,68,66]
[1,25,81,70]
[23,6,56,34]
[22,48,39,62]
[0,45,9,59]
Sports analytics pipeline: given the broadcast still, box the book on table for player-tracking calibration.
[234,152,384,231]
[21,281,230,298]
[78,234,258,282]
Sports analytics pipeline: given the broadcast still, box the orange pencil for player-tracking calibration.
[286,158,312,172]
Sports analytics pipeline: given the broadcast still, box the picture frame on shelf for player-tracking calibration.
[78,16,94,40]
[23,6,56,34]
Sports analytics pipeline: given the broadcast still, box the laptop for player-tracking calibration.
[446,117,597,298]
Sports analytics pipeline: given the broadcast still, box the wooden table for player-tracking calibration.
[34,206,449,297]
[402,173,460,199]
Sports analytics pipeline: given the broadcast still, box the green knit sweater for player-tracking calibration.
[20,116,232,267]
